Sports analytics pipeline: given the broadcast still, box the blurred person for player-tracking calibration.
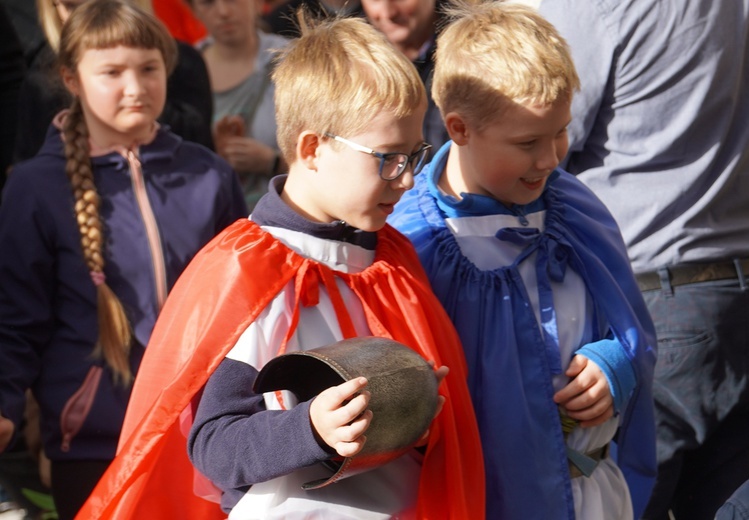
[361,0,449,153]
[0,1,247,518]
[1,0,46,66]
[262,0,363,38]
[0,4,24,183]
[538,0,749,518]
[13,0,214,163]
[189,0,289,210]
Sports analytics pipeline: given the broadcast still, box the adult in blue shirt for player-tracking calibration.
[538,1,749,518]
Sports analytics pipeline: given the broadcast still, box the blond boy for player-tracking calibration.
[76,13,484,520]
[390,2,657,519]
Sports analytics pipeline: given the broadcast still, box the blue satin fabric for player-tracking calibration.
[390,143,657,519]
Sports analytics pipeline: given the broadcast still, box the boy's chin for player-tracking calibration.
[343,216,387,233]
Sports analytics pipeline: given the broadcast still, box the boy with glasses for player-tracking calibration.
[390,2,657,519]
[76,13,484,520]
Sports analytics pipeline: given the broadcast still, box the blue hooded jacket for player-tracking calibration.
[0,123,247,461]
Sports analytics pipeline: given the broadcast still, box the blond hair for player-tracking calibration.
[433,0,579,130]
[37,0,154,53]
[272,12,426,162]
[58,0,175,385]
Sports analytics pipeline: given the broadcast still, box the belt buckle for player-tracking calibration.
[567,444,608,479]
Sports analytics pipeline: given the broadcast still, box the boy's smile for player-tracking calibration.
[442,97,572,208]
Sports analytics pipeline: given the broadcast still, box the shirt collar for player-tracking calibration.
[425,140,555,219]
[251,175,378,250]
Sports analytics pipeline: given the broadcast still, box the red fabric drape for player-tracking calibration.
[152,0,207,45]
[76,220,484,520]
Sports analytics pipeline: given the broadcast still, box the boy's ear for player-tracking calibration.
[444,112,470,146]
[61,67,80,96]
[296,131,320,171]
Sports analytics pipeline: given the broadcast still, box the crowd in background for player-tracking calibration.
[0,0,748,519]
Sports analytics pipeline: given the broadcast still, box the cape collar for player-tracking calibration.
[252,175,378,250]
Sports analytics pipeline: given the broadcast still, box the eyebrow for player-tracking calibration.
[95,57,162,67]
[371,140,427,152]
[511,120,571,140]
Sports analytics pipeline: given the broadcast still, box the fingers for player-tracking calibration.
[433,394,445,419]
[554,357,615,428]
[214,115,244,136]
[433,365,449,384]
[414,430,430,448]
[425,360,449,381]
[574,400,615,428]
[227,115,245,136]
[558,375,608,411]
[332,410,372,458]
[316,377,368,412]
[221,138,275,175]
[414,395,446,448]
[213,115,232,130]
[310,377,373,457]
[555,356,613,415]
[565,354,586,378]
[554,356,606,405]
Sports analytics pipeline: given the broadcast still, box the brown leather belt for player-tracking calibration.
[568,444,609,479]
[635,259,749,292]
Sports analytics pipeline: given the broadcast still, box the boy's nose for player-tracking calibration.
[536,143,560,172]
[393,169,415,191]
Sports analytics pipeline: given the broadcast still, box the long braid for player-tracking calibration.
[63,99,133,385]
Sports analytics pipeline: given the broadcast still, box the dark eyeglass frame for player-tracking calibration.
[324,132,432,181]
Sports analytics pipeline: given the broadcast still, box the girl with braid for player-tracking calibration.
[0,1,247,518]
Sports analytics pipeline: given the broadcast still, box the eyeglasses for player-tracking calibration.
[324,133,432,181]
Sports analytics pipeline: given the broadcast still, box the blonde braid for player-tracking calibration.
[63,99,133,385]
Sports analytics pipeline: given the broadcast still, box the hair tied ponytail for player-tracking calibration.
[95,282,134,386]
[90,270,106,286]
[63,99,134,386]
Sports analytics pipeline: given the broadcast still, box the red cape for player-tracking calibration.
[76,220,485,519]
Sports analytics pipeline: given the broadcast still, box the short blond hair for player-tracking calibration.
[272,12,426,162]
[433,0,579,130]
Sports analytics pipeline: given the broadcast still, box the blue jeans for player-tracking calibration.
[716,479,749,520]
[641,276,749,520]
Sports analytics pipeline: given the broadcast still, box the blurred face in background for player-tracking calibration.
[361,0,437,58]
[190,0,260,47]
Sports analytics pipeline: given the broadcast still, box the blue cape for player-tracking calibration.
[390,143,657,519]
